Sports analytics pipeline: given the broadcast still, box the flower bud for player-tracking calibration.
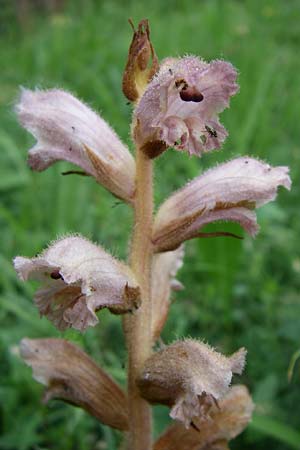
[133,56,238,157]
[151,246,184,341]
[122,19,159,102]
[137,339,246,427]
[16,88,136,202]
[154,385,254,450]
[14,235,141,332]
[153,157,291,252]
[20,338,129,430]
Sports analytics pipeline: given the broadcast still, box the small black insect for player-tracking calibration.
[205,125,218,138]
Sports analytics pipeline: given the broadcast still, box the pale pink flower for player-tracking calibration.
[151,246,184,341]
[153,157,291,252]
[137,339,246,427]
[16,89,136,202]
[14,236,140,331]
[134,56,238,157]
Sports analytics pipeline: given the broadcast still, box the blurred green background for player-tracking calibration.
[0,0,300,449]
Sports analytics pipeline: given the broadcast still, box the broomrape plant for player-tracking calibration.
[14,20,291,450]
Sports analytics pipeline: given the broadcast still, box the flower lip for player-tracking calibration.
[14,235,141,332]
[16,88,136,202]
[152,157,291,252]
[153,385,254,450]
[134,56,239,157]
[137,339,246,427]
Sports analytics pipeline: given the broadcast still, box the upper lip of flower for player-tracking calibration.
[14,235,141,332]
[152,156,291,252]
[16,88,136,202]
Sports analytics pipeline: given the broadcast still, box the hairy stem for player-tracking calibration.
[124,149,153,450]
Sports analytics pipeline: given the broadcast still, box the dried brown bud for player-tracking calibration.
[20,338,129,430]
[137,339,246,427]
[154,385,254,450]
[122,19,159,102]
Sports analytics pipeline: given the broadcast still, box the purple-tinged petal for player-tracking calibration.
[153,157,291,252]
[184,117,228,156]
[159,116,189,149]
[134,56,238,157]
[16,89,136,202]
[14,235,141,331]
[20,338,129,430]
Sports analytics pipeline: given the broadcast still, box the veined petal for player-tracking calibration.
[14,235,141,331]
[154,385,254,450]
[16,88,136,202]
[151,246,184,341]
[134,56,238,157]
[20,338,128,430]
[137,339,246,427]
[153,157,291,252]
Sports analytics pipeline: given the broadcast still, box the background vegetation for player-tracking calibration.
[0,0,299,448]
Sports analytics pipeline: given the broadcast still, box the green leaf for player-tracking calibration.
[250,414,300,449]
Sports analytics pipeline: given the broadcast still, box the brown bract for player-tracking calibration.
[154,385,254,450]
[122,19,159,102]
[20,338,129,430]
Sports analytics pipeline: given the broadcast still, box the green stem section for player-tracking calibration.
[124,149,153,450]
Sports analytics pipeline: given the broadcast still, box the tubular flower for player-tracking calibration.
[20,338,129,430]
[137,339,246,428]
[16,88,136,202]
[14,236,140,332]
[153,157,291,252]
[151,246,184,341]
[133,56,238,157]
[154,385,254,450]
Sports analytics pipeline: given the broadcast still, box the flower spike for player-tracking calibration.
[153,157,291,252]
[16,88,136,202]
[14,235,141,331]
[133,56,238,157]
